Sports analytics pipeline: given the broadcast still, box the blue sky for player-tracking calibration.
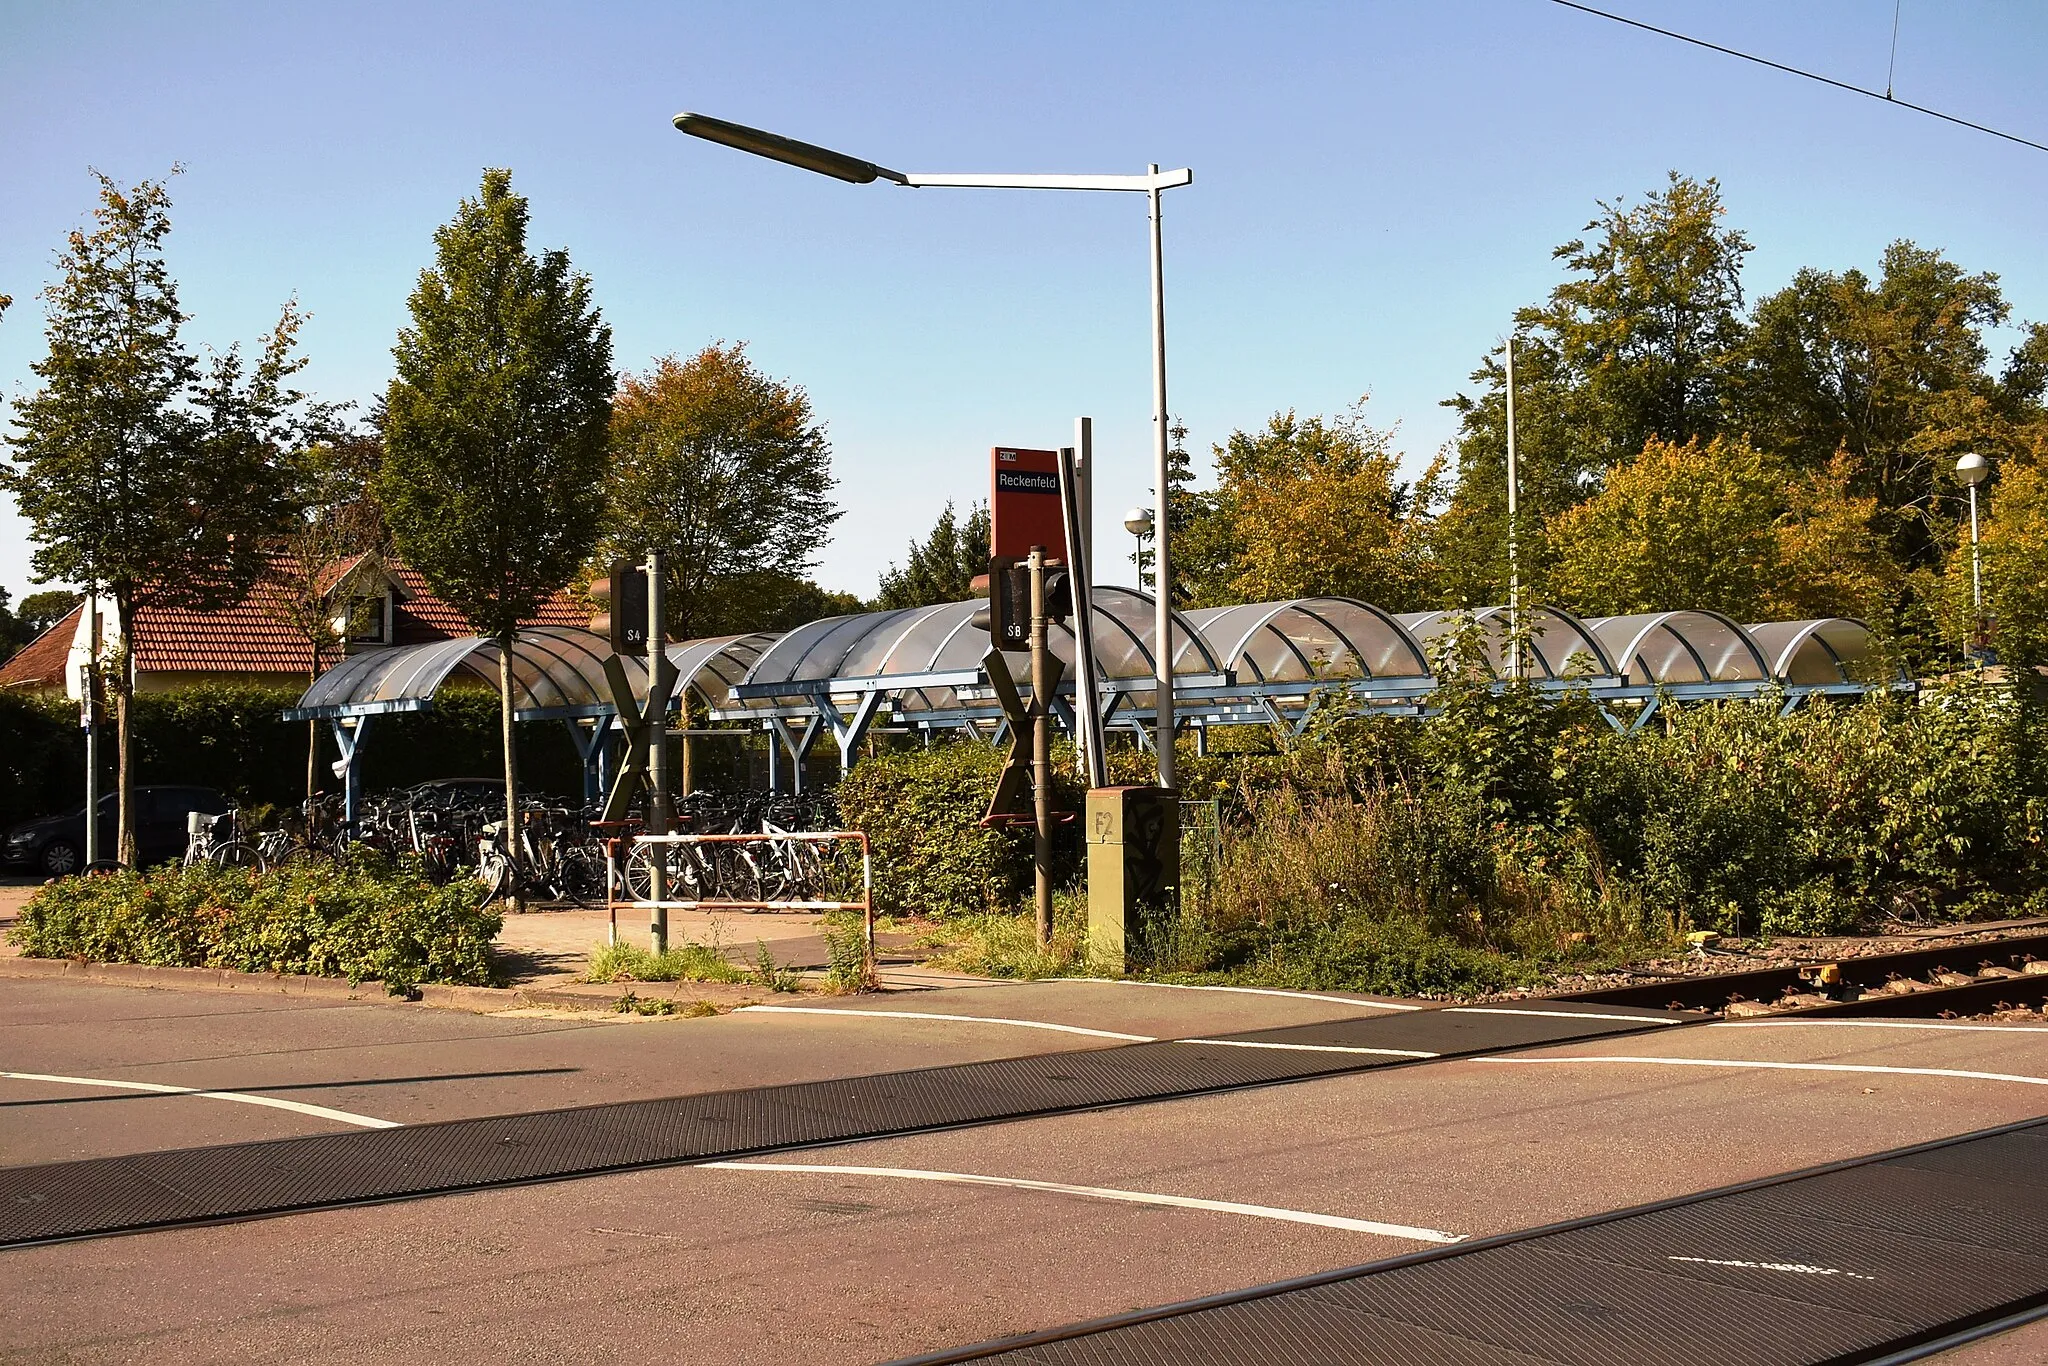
[3,1,2045,606]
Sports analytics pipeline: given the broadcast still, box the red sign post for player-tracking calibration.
[991,447,1065,562]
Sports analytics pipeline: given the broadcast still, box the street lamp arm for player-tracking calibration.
[672,112,907,185]
[902,169,1193,192]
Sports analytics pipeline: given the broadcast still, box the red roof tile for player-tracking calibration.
[0,606,82,689]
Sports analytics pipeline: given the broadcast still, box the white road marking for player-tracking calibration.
[1448,1006,1678,1024]
[1,1070,399,1129]
[1176,1038,1439,1058]
[1712,1020,2048,1035]
[1075,979,1424,1010]
[1470,1055,2048,1086]
[700,1160,1465,1243]
[735,1006,1156,1042]
[1668,1255,1874,1281]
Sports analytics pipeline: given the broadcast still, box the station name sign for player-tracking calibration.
[991,447,1065,561]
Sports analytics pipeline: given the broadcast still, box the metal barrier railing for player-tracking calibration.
[604,831,875,978]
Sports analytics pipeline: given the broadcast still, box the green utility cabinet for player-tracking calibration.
[1086,786,1179,968]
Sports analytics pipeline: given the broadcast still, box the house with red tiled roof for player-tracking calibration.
[0,552,588,698]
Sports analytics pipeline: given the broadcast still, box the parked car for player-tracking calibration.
[1,785,231,876]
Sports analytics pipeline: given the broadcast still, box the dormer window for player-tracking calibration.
[321,552,405,652]
[334,591,394,645]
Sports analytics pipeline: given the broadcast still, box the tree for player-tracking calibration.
[1437,174,1752,603]
[602,345,840,639]
[378,169,613,908]
[874,501,988,609]
[1188,404,1438,610]
[1737,244,2028,553]
[17,589,83,636]
[1548,436,1783,621]
[260,431,389,805]
[2,172,307,863]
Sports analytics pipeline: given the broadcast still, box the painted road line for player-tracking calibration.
[1448,1006,1682,1024]
[735,1006,1156,1042]
[1075,979,1424,1010]
[1711,1020,2048,1035]
[699,1161,1465,1243]
[0,1070,399,1129]
[1177,1038,1439,1058]
[1469,1055,2048,1087]
[1667,1255,1875,1281]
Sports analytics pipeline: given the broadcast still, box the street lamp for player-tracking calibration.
[673,111,1193,787]
[1123,505,1155,582]
[1956,451,1990,660]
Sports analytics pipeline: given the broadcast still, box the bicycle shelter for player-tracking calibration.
[286,594,1901,804]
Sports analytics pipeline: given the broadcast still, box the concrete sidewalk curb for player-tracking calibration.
[0,954,780,1014]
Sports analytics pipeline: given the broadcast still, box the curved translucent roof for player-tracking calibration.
[290,626,634,719]
[667,632,776,711]
[1743,618,1876,686]
[1395,606,1614,681]
[730,586,1222,714]
[1582,611,1769,685]
[1185,598,1429,684]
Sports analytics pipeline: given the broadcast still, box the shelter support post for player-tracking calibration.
[767,716,823,794]
[566,719,606,806]
[330,717,370,829]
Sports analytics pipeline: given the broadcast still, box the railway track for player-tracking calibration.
[1556,929,2048,1019]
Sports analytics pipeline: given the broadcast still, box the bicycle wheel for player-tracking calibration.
[717,847,762,903]
[477,850,514,905]
[560,846,609,905]
[208,841,266,873]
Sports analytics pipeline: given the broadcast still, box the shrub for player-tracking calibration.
[836,740,1085,916]
[9,860,501,991]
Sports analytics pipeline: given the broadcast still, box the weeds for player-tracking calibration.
[585,939,743,985]
[821,920,877,993]
[750,941,805,993]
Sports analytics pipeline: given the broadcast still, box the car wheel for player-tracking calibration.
[40,840,80,877]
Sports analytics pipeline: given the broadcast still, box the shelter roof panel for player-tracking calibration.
[1744,618,1874,685]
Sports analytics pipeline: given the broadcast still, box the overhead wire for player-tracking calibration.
[1549,0,2048,155]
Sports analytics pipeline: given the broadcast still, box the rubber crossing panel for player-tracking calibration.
[903,1118,2048,1366]
[0,1002,1683,1248]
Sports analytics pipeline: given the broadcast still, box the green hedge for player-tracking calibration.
[9,859,501,991]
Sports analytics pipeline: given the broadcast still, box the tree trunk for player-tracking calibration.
[114,593,137,867]
[306,643,321,814]
[499,634,524,914]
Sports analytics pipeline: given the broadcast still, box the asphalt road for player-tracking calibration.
[3,975,2045,1365]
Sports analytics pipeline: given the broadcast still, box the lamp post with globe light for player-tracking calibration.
[1123,506,1155,586]
[1956,452,1990,663]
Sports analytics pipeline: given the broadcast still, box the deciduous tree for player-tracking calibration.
[1548,436,1782,621]
[261,431,389,805]
[2,172,308,862]
[1437,174,1752,603]
[1197,404,1439,611]
[602,345,839,639]
[378,169,613,908]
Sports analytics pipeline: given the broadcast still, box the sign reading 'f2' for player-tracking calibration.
[990,447,1065,562]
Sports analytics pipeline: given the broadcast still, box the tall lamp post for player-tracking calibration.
[1956,451,1989,662]
[671,112,1192,787]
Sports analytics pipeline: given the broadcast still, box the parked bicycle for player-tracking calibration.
[182,810,263,871]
